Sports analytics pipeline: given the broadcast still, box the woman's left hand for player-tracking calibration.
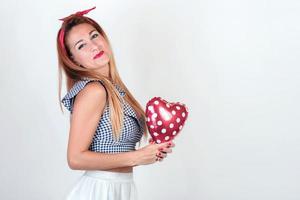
[148,138,175,162]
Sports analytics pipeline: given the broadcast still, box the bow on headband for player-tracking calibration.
[58,6,96,52]
[59,6,96,21]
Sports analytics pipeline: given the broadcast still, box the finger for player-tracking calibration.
[160,152,167,158]
[156,152,167,158]
[157,142,170,149]
[160,148,172,154]
[149,138,155,144]
[165,141,175,148]
[167,141,175,148]
[156,152,162,157]
[156,141,175,152]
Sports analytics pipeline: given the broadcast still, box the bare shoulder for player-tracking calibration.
[79,81,106,99]
[74,81,107,112]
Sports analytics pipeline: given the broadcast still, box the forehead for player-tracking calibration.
[66,23,96,44]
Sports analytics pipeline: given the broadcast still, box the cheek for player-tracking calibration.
[103,44,112,56]
[73,51,91,64]
[98,38,111,54]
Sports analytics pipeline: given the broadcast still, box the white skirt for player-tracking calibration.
[64,170,138,200]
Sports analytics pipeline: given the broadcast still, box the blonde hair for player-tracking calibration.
[56,16,148,142]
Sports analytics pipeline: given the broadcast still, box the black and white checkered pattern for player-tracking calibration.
[61,78,144,153]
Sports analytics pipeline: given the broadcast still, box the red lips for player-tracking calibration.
[93,51,104,59]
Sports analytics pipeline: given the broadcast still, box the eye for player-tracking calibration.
[91,33,99,39]
[78,43,86,50]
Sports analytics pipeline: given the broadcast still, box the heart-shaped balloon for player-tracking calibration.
[145,97,188,144]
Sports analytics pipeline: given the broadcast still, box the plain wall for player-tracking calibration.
[0,0,299,199]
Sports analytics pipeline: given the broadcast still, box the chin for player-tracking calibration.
[96,58,109,66]
[94,61,109,68]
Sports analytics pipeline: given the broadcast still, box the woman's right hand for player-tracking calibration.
[134,139,175,166]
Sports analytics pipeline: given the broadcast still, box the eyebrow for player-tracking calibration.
[73,29,98,48]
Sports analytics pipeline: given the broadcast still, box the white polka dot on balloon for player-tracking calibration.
[166,103,170,108]
[154,100,159,105]
[179,125,183,130]
[157,120,162,126]
[152,113,157,118]
[165,136,170,140]
[176,118,181,123]
[161,128,166,134]
[150,125,154,129]
[148,105,154,113]
[176,106,181,110]
[153,132,159,136]
[172,131,177,135]
[157,139,161,143]
[182,112,186,117]
[171,110,176,115]
[169,123,174,128]
[147,117,150,122]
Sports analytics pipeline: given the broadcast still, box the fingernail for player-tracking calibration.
[159,148,163,151]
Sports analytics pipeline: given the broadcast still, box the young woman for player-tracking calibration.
[57,7,175,200]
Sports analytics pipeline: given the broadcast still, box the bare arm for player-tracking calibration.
[67,81,173,170]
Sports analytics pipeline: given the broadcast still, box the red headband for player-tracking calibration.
[58,6,96,52]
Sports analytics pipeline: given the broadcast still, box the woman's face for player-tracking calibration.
[65,23,111,74]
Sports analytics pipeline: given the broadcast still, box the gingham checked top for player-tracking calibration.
[61,78,144,153]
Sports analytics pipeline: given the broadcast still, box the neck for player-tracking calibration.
[95,63,110,78]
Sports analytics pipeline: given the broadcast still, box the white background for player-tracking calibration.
[0,0,299,199]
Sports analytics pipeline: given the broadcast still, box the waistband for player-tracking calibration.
[83,170,133,181]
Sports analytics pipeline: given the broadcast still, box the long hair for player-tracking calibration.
[56,16,147,142]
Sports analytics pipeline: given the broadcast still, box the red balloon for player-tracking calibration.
[145,97,188,144]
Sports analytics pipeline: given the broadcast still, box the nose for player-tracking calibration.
[90,41,100,52]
